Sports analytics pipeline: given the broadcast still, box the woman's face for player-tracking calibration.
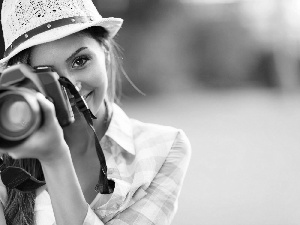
[30,33,108,116]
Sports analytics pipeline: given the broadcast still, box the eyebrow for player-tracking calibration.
[66,47,88,64]
[33,47,88,69]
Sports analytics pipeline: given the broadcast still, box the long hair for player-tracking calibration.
[3,26,124,224]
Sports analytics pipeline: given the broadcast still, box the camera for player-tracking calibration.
[0,64,74,148]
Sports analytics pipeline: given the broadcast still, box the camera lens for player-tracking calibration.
[0,100,32,132]
[0,90,41,141]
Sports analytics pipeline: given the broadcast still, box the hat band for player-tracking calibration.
[4,16,94,58]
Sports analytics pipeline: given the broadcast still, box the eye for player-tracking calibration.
[72,56,90,68]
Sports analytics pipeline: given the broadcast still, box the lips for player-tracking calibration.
[83,91,93,100]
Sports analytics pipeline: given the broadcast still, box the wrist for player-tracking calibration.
[39,141,71,166]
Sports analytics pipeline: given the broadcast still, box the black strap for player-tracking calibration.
[59,77,114,194]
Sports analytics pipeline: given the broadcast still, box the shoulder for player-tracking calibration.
[109,103,191,158]
[129,118,191,157]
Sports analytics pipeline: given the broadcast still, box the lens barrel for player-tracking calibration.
[0,90,41,141]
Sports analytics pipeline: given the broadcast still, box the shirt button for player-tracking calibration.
[113,203,120,209]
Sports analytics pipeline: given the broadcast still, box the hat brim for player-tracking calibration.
[0,17,123,71]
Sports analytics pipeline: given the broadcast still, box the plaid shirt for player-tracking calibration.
[34,103,191,225]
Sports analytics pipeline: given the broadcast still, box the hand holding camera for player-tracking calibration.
[0,64,74,162]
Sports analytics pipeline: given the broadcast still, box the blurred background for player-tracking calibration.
[1,0,300,224]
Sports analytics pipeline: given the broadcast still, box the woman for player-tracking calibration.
[0,0,191,225]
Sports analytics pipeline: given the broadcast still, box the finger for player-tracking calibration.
[35,93,56,122]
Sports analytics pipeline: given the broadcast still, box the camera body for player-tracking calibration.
[0,64,74,148]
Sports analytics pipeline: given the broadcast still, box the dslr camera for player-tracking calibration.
[0,64,74,148]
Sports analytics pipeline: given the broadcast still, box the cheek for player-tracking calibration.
[91,77,107,114]
[89,69,108,102]
[95,75,108,99]
[93,71,108,92]
[84,61,108,88]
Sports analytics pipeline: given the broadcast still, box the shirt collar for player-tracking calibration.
[104,103,135,155]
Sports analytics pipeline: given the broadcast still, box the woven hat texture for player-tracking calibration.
[0,0,123,70]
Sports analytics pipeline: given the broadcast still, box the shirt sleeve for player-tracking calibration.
[106,130,192,225]
[0,177,7,207]
[0,175,7,225]
[83,206,104,225]
[34,189,105,225]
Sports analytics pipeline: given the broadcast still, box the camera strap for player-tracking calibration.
[59,77,114,194]
[0,77,114,194]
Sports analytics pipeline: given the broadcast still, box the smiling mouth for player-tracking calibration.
[84,91,93,100]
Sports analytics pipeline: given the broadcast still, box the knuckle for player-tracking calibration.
[47,101,55,111]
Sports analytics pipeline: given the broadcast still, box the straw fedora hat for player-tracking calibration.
[0,0,123,71]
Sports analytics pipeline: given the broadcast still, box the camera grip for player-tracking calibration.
[37,71,74,127]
